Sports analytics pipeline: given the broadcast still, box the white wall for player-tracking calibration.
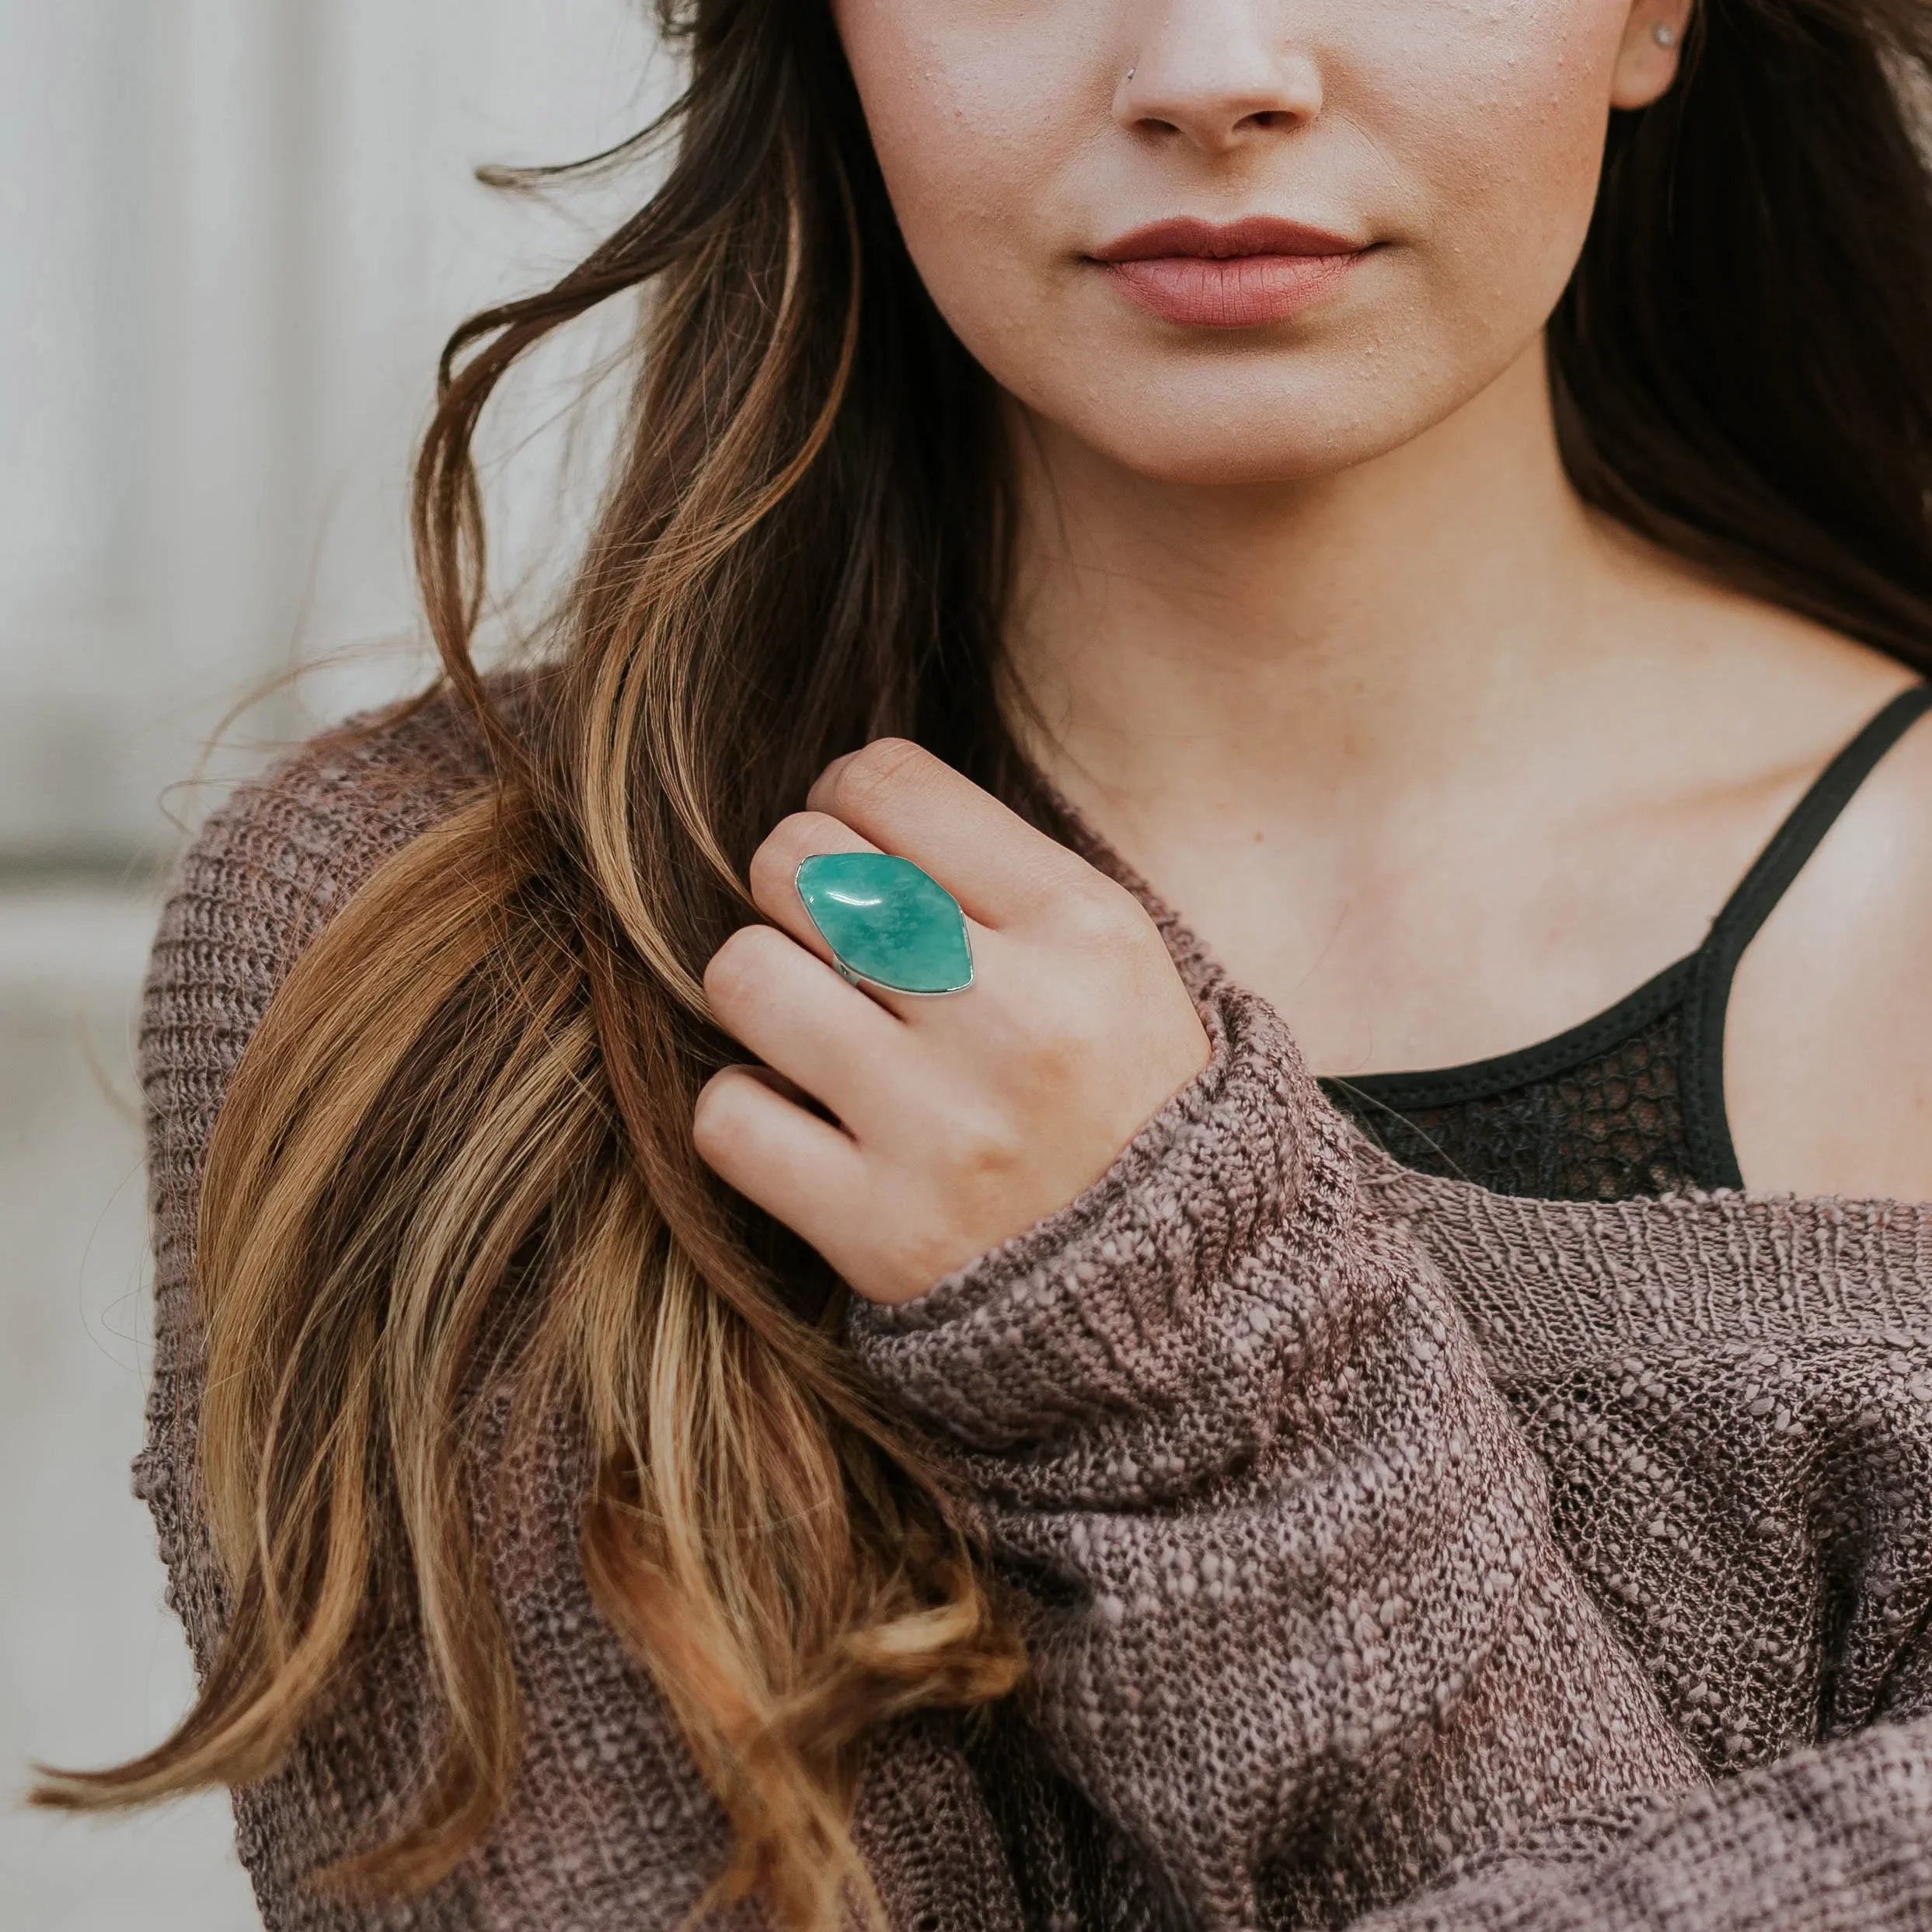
[2,6,674,1927]
[0,0,671,864]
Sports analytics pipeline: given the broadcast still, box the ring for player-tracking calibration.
[794,852,975,996]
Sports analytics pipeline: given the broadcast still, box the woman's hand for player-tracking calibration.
[692,738,1212,1306]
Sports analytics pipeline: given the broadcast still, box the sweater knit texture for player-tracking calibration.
[134,694,1932,1930]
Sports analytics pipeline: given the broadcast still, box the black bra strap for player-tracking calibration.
[1681,680,1932,1189]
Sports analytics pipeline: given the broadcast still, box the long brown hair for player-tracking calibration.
[35,0,1932,1924]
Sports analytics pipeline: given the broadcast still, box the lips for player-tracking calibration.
[1089,215,1369,330]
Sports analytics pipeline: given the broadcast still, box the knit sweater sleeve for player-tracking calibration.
[1344,1714,1932,1930]
[846,978,1708,1930]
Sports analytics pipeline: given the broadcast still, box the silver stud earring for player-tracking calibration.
[1652,21,1679,46]
[1125,65,1137,81]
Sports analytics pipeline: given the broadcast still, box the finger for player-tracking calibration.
[730,1059,840,1125]
[692,1064,870,1254]
[746,810,995,1012]
[703,922,908,1134]
[747,811,884,954]
[805,738,1090,929]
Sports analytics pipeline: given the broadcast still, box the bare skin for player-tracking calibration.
[691,0,1932,1306]
[999,342,1930,1200]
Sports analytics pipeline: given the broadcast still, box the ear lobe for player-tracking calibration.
[1609,9,1692,111]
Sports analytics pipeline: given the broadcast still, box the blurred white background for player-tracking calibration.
[2,4,671,1926]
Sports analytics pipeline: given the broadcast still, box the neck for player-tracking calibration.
[1001,339,1646,846]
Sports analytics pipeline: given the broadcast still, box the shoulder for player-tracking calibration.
[134,678,511,1648]
[152,683,503,972]
[1725,656,1932,1200]
[140,682,504,1254]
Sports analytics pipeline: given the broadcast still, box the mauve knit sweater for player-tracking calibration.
[137,696,1932,1931]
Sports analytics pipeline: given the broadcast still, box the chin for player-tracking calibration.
[990,305,1536,490]
[1054,385,1430,490]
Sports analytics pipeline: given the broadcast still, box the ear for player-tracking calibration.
[1609,5,1693,110]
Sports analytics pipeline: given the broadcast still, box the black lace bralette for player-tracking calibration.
[1318,682,1932,1204]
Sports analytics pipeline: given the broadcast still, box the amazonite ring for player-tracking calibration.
[793,851,975,997]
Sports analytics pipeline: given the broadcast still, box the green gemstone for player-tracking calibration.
[794,852,974,995]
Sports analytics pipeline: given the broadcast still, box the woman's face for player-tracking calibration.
[834,0,1681,486]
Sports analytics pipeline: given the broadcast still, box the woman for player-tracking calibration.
[36,0,1932,1925]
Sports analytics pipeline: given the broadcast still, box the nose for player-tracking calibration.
[1116,2,1323,154]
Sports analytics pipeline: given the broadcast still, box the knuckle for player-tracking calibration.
[1056,874,1139,947]
[952,1107,1029,1182]
[1009,967,1121,1074]
[1027,1014,1103,1090]
[831,736,929,815]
